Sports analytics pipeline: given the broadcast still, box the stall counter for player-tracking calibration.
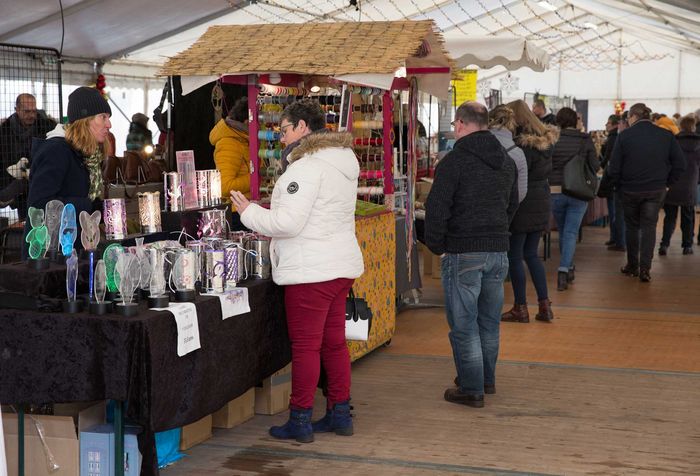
[348,211,396,361]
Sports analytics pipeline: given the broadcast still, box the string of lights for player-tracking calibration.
[451,0,497,34]
[428,0,469,35]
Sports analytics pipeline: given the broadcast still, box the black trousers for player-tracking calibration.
[622,190,665,271]
[661,204,695,248]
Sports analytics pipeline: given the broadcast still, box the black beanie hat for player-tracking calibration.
[67,87,111,123]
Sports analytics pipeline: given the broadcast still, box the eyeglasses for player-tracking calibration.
[279,123,294,136]
[450,119,462,127]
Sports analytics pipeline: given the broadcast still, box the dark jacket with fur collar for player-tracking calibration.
[511,126,559,233]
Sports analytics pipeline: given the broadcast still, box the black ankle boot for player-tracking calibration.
[557,271,568,291]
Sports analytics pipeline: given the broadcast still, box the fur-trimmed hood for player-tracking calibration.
[287,131,358,180]
[515,125,559,151]
[287,131,353,162]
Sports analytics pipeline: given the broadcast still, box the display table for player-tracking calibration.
[0,279,290,476]
[348,211,396,361]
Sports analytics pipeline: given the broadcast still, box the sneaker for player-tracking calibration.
[639,269,651,282]
[658,245,668,256]
[683,247,694,255]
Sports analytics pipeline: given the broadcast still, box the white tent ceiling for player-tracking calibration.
[1,0,698,72]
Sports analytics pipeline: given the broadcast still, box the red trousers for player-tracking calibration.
[284,278,354,409]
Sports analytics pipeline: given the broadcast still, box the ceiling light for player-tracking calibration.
[537,1,557,12]
[583,22,598,29]
[309,85,321,93]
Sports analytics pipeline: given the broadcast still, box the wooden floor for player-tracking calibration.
[163,223,700,476]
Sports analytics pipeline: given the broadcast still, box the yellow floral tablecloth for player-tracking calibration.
[347,211,396,361]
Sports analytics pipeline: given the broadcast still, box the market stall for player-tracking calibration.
[158,20,454,359]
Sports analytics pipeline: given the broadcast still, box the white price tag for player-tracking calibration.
[202,288,251,320]
[152,302,201,357]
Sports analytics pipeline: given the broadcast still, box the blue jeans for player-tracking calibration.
[509,232,549,303]
[551,194,588,273]
[441,252,509,395]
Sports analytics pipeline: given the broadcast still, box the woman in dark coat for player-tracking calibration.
[550,107,599,291]
[500,100,559,323]
[659,115,700,255]
[24,87,112,258]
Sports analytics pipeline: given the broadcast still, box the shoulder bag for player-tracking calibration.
[345,288,373,341]
[562,138,599,201]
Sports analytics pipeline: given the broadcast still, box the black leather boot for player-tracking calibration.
[557,271,568,291]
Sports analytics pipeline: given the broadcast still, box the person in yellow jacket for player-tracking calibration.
[209,97,250,199]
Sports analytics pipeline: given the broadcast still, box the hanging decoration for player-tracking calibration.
[614,100,627,115]
[499,73,520,94]
[95,74,107,99]
[477,79,492,98]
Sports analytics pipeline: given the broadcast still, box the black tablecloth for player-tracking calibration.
[0,279,290,475]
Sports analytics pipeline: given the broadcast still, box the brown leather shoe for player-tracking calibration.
[535,299,554,322]
[621,264,639,277]
[501,303,529,323]
[444,388,484,408]
[453,377,495,394]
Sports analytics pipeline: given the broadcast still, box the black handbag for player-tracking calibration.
[562,139,599,201]
[345,288,372,341]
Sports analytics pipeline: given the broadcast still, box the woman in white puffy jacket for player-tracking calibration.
[230,99,364,443]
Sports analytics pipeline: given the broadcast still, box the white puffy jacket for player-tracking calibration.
[240,132,364,285]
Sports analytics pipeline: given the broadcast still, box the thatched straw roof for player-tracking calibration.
[159,20,450,77]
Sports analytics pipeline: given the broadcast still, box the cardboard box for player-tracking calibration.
[79,424,141,476]
[3,414,79,476]
[415,179,433,204]
[419,244,441,278]
[212,388,255,429]
[254,364,292,415]
[179,415,212,451]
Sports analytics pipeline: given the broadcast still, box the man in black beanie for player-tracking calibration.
[425,101,518,409]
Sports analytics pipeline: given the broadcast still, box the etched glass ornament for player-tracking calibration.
[59,203,77,257]
[94,259,107,304]
[65,249,79,302]
[115,253,140,306]
[103,243,124,293]
[148,248,166,297]
[79,210,101,251]
[25,207,48,259]
[173,252,196,291]
[45,200,64,253]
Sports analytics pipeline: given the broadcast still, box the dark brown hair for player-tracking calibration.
[556,107,578,129]
[629,103,651,120]
[680,115,697,133]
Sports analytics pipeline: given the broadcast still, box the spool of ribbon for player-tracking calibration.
[258,130,280,141]
[359,170,384,180]
[258,149,282,160]
[354,137,383,146]
[353,104,382,113]
[356,186,384,196]
[358,153,384,162]
[352,120,383,130]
